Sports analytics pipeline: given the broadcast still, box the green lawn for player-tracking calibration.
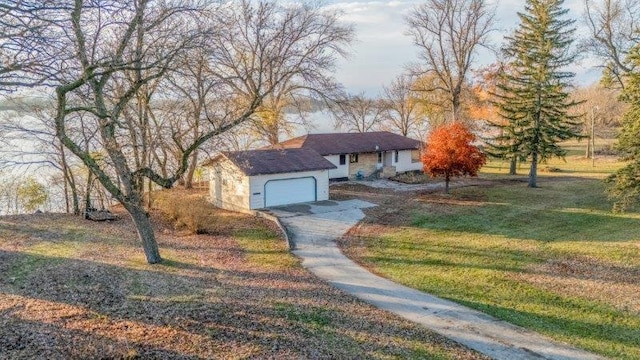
[340,152,640,359]
[0,193,484,359]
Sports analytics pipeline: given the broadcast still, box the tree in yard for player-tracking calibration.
[605,43,640,211]
[490,0,583,188]
[582,0,639,89]
[405,0,495,122]
[5,0,353,264]
[245,1,353,145]
[17,177,48,212]
[569,83,626,158]
[380,74,427,138]
[422,122,486,193]
[332,93,384,133]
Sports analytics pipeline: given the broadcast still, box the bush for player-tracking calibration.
[153,190,214,234]
[595,144,621,156]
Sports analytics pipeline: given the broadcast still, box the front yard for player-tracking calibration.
[0,191,484,359]
[336,170,640,359]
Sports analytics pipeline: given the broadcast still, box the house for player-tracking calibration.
[203,148,336,212]
[273,131,423,180]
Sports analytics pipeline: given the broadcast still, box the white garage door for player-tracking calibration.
[264,177,316,207]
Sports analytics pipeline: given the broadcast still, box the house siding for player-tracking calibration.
[395,149,423,173]
[249,170,330,210]
[325,155,349,179]
[208,158,251,213]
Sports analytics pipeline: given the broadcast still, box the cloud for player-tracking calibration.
[326,0,599,94]
[324,1,420,94]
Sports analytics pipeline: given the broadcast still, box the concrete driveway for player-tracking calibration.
[266,199,602,360]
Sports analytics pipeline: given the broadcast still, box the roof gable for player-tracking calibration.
[274,131,422,155]
[205,148,336,176]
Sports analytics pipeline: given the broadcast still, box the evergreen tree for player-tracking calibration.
[605,44,640,212]
[490,0,582,187]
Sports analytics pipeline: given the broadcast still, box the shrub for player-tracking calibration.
[153,190,214,234]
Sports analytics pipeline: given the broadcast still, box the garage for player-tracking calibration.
[204,148,335,212]
[264,177,316,207]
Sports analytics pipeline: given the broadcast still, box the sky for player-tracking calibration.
[324,0,603,95]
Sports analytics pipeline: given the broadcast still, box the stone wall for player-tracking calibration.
[348,152,379,178]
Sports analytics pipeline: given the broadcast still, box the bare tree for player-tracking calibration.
[0,100,86,215]
[239,1,353,145]
[333,93,384,133]
[380,74,426,137]
[583,0,640,88]
[570,83,627,157]
[4,0,354,264]
[405,0,495,121]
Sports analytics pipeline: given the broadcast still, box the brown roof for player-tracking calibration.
[273,131,422,155]
[204,148,336,176]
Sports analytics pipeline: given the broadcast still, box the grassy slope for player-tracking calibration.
[0,190,485,360]
[340,150,640,359]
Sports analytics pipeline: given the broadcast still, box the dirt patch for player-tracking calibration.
[0,195,485,359]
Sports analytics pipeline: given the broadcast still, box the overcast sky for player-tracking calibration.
[324,0,602,95]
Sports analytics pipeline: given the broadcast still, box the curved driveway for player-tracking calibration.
[267,199,603,360]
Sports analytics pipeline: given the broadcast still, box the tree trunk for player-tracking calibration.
[67,168,80,216]
[585,138,591,158]
[528,153,538,188]
[184,150,198,189]
[445,173,450,194]
[125,201,162,264]
[509,157,517,175]
[84,171,93,218]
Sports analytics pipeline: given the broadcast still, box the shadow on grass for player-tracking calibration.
[0,249,468,359]
[454,299,640,359]
[411,191,640,243]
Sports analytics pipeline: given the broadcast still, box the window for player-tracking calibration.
[394,150,399,163]
[349,153,358,163]
[339,154,346,165]
[411,149,421,163]
[377,152,382,164]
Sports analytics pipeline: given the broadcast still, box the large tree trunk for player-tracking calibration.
[125,201,162,264]
[528,153,538,188]
[184,150,198,189]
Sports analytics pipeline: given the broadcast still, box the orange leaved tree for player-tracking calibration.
[422,123,486,193]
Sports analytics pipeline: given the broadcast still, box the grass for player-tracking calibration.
[338,148,640,359]
[0,190,485,359]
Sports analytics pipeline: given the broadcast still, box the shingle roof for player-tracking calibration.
[204,148,336,176]
[273,131,422,155]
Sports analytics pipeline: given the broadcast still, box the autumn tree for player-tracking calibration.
[405,0,495,121]
[491,0,582,188]
[605,43,640,211]
[422,122,486,193]
[17,177,49,212]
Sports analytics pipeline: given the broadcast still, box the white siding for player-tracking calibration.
[249,170,330,209]
[208,159,251,212]
[395,149,423,173]
[324,155,349,179]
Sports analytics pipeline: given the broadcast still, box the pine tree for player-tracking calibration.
[605,44,640,212]
[491,0,582,187]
